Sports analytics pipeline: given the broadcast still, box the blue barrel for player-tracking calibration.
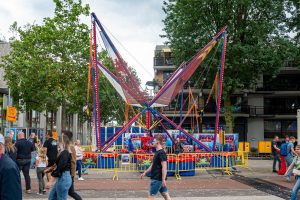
[97,154,119,168]
[178,156,196,176]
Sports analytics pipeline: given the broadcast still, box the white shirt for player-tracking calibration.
[36,155,48,168]
[75,145,83,160]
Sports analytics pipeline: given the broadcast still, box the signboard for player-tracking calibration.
[121,154,130,165]
[6,106,17,122]
[52,132,57,140]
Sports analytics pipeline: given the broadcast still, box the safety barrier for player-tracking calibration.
[82,151,248,180]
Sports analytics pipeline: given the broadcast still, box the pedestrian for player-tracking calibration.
[272,135,281,173]
[174,137,184,154]
[141,134,171,200]
[285,145,300,200]
[35,147,48,195]
[9,130,16,144]
[47,134,72,200]
[43,131,58,189]
[0,133,22,199]
[75,139,84,181]
[5,136,17,162]
[63,130,82,200]
[28,132,37,169]
[15,131,35,193]
[284,136,296,181]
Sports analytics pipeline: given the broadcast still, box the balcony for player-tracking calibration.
[154,57,175,67]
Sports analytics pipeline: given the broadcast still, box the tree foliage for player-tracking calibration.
[163,0,298,95]
[162,0,299,131]
[0,0,127,124]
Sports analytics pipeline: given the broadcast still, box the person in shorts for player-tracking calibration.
[43,131,58,188]
[141,134,171,200]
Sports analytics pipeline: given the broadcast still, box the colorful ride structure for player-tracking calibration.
[89,12,228,153]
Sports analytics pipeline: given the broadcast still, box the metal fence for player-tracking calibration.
[82,150,249,180]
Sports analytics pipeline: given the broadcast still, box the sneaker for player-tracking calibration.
[37,192,43,195]
[26,190,32,194]
[78,177,84,181]
[272,170,278,173]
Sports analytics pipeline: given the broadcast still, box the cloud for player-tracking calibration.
[1,0,166,87]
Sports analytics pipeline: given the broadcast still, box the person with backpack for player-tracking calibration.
[283,136,296,181]
[285,145,300,199]
[272,136,281,173]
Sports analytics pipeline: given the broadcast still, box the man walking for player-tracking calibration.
[15,131,35,193]
[0,133,22,199]
[63,130,82,200]
[43,131,58,188]
[28,132,37,169]
[272,135,281,172]
[141,134,171,200]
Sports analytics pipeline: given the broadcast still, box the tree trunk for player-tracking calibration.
[61,104,66,131]
[45,111,48,132]
[51,111,54,131]
[224,97,234,133]
[29,110,33,128]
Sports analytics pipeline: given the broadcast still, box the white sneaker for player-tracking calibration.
[78,177,84,181]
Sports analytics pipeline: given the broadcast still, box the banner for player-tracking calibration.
[6,106,17,122]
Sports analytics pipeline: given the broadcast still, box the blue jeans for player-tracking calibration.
[273,152,281,171]
[48,171,72,200]
[149,179,168,196]
[285,155,294,178]
[76,160,82,178]
[291,176,300,200]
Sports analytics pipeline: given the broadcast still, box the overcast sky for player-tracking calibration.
[0,0,166,87]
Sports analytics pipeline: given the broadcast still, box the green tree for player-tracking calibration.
[286,0,300,68]
[162,0,299,132]
[0,0,127,128]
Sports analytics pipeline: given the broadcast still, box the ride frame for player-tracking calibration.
[90,12,228,153]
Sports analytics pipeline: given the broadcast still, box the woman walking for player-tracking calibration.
[46,135,72,200]
[285,145,300,200]
[75,140,84,181]
[5,136,17,162]
[35,148,48,195]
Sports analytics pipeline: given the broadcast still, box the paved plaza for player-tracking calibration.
[22,160,296,200]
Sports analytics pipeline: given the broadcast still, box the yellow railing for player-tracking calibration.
[82,151,249,180]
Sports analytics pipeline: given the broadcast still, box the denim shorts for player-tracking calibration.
[149,179,168,196]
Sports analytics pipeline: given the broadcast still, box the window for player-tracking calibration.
[264,120,297,138]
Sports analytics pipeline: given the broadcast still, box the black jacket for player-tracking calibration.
[15,138,35,159]
[0,154,22,199]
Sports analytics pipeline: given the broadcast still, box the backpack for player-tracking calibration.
[280,143,288,156]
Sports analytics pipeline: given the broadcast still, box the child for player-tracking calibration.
[35,148,48,195]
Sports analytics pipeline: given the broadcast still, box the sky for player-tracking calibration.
[0,0,166,87]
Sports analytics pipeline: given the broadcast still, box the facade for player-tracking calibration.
[0,41,89,144]
[153,45,299,148]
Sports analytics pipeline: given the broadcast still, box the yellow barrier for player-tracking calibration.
[82,151,249,180]
[258,141,272,153]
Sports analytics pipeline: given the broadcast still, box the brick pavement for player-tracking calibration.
[20,160,291,199]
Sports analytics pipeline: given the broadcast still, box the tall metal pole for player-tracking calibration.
[92,17,101,151]
[214,30,227,151]
[179,84,184,136]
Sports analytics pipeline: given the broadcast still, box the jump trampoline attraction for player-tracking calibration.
[83,13,242,176]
